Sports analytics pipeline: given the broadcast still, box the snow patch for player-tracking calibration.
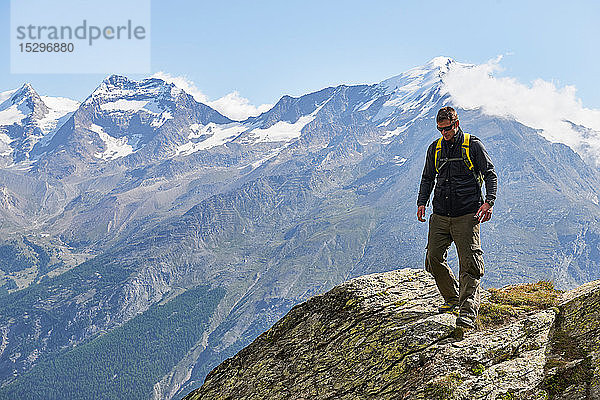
[150,111,173,128]
[38,96,79,134]
[382,123,409,141]
[0,132,12,144]
[357,98,376,112]
[244,99,327,143]
[238,141,295,171]
[0,89,17,104]
[100,99,150,112]
[371,56,463,122]
[247,115,313,143]
[175,122,247,156]
[90,124,134,160]
[98,97,172,127]
[393,156,407,166]
[0,102,29,125]
[0,132,12,156]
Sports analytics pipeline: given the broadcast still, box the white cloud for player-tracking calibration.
[209,91,272,121]
[151,71,210,103]
[442,56,600,166]
[150,72,272,121]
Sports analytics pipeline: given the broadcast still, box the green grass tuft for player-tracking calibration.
[488,280,560,308]
[477,280,561,329]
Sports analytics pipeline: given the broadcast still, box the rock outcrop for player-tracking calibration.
[183,268,600,399]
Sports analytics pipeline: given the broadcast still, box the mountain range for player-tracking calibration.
[0,57,599,399]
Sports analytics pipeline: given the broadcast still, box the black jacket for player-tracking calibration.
[417,128,497,217]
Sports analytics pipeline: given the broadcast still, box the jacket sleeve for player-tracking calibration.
[417,142,436,207]
[471,138,497,204]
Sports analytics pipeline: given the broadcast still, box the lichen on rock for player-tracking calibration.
[183,269,600,400]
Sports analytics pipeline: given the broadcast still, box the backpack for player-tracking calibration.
[433,133,484,202]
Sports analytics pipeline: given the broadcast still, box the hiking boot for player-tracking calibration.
[438,302,458,315]
[456,316,476,329]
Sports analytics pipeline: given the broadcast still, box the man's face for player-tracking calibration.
[437,119,458,142]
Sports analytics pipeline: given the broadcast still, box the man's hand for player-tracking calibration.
[475,202,493,223]
[417,205,426,222]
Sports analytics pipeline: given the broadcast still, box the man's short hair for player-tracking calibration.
[437,107,458,123]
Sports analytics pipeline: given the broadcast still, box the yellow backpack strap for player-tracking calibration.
[434,138,443,173]
[461,132,485,201]
[461,133,474,171]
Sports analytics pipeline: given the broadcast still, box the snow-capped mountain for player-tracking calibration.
[231,57,459,159]
[5,57,599,172]
[30,75,238,170]
[0,84,78,165]
[1,58,453,174]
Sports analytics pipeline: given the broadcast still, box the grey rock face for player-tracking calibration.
[185,269,600,400]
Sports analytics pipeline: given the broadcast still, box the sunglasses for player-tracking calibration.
[437,122,456,132]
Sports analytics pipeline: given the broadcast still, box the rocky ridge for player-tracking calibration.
[185,268,600,399]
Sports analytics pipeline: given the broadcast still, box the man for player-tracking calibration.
[417,106,497,329]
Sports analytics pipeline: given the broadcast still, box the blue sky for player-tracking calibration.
[1,0,598,110]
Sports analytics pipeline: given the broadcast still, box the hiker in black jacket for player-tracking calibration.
[417,106,497,329]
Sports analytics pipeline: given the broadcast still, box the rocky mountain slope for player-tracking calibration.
[185,268,600,400]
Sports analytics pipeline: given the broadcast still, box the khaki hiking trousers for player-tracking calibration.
[425,212,485,320]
